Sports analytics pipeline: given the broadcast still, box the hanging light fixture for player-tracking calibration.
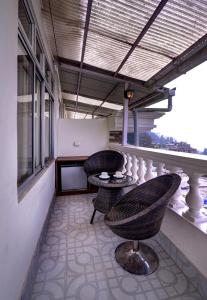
[124,89,134,100]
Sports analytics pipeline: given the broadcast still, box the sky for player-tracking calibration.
[150,61,207,151]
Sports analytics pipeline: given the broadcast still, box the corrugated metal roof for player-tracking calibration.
[120,46,171,80]
[42,0,207,80]
[42,0,87,60]
[139,0,207,59]
[84,0,161,71]
[88,0,160,44]
[84,31,130,72]
[41,0,207,117]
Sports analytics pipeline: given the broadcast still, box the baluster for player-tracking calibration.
[138,157,145,184]
[157,162,165,176]
[131,155,138,182]
[121,152,127,174]
[125,153,132,176]
[136,155,140,183]
[145,159,154,181]
[167,166,185,208]
[182,172,207,223]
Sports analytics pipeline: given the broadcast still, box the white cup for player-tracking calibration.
[101,171,108,177]
[115,171,122,177]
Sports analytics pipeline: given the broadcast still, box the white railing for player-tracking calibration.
[110,143,207,224]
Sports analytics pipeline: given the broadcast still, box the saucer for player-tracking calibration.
[113,174,124,179]
[99,175,110,179]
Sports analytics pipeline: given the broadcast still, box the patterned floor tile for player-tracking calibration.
[30,194,204,300]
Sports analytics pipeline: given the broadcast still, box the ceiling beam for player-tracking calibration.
[91,83,121,116]
[66,107,107,118]
[145,33,207,89]
[74,0,93,116]
[65,104,109,118]
[59,57,149,91]
[129,91,169,110]
[63,98,113,115]
[48,0,59,57]
[62,88,123,105]
[114,0,169,76]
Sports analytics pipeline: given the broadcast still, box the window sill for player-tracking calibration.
[18,159,55,203]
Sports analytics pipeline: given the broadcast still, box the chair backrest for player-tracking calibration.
[107,174,181,223]
[84,150,124,175]
[105,174,181,240]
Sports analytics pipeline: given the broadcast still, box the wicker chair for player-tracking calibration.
[105,174,181,275]
[84,150,124,224]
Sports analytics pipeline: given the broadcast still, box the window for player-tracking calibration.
[35,76,42,170]
[17,40,34,186]
[18,0,32,43]
[51,77,54,94]
[36,36,42,64]
[45,60,51,84]
[44,90,53,162]
[18,1,55,189]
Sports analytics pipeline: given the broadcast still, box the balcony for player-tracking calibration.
[110,143,207,227]
[29,193,205,300]
[2,0,207,300]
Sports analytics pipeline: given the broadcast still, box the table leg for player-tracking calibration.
[90,209,97,224]
[94,187,123,214]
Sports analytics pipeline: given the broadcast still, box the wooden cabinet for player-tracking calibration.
[55,156,97,196]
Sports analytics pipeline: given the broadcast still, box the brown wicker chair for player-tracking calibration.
[84,150,124,224]
[105,174,181,275]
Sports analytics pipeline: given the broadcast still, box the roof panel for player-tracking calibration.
[42,0,87,23]
[42,0,86,60]
[84,0,161,71]
[139,0,207,59]
[120,47,171,80]
[43,14,84,60]
[84,32,130,72]
[88,0,160,44]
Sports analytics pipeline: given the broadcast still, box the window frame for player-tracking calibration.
[17,0,55,192]
[35,33,44,71]
[18,0,34,45]
[17,40,35,187]
[34,72,43,173]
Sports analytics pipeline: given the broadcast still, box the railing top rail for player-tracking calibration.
[110,143,207,174]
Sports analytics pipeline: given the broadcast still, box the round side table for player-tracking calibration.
[88,174,137,224]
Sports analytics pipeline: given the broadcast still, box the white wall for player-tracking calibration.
[161,209,207,278]
[58,119,109,156]
[0,1,57,299]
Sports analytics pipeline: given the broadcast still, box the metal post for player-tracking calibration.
[122,83,129,145]
[133,110,139,146]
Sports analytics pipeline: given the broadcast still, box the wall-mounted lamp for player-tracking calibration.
[124,89,134,100]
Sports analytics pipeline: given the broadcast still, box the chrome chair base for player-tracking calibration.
[115,241,159,275]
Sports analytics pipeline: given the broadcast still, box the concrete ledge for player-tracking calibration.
[20,193,56,300]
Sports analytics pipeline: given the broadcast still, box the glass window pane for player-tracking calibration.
[45,60,51,83]
[17,40,34,185]
[36,37,42,64]
[18,0,32,43]
[51,77,54,93]
[35,76,41,169]
[44,91,50,162]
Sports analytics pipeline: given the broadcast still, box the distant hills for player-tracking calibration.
[128,132,207,156]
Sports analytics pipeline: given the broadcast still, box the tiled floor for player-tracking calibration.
[31,194,204,300]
